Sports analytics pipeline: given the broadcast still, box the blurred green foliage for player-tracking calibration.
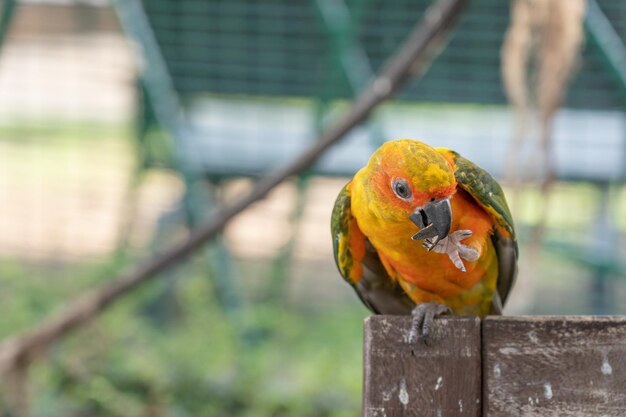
[2,122,626,415]
[1,257,366,416]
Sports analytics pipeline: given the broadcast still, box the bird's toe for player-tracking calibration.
[408,302,451,346]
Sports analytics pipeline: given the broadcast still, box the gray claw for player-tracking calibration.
[408,302,451,345]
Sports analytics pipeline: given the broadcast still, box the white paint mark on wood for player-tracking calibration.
[398,378,409,406]
[499,347,520,355]
[458,399,463,412]
[544,383,553,400]
[494,363,501,377]
[435,376,443,391]
[463,346,472,357]
[382,387,393,402]
[366,407,388,417]
[601,355,613,376]
[379,318,392,334]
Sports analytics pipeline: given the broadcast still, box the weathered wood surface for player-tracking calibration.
[483,316,626,417]
[363,316,481,417]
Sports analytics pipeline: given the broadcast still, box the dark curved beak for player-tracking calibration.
[409,198,452,247]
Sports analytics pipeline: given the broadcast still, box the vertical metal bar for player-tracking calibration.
[589,183,615,314]
[315,0,384,146]
[111,0,242,313]
[584,0,626,105]
[0,0,17,51]
[112,0,185,138]
[316,0,374,92]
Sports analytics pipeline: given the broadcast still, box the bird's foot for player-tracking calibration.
[407,302,451,345]
[423,229,479,272]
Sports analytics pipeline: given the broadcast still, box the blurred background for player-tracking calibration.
[0,0,625,415]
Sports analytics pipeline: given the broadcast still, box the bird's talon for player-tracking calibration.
[408,302,451,345]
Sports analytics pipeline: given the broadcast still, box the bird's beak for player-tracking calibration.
[409,198,452,246]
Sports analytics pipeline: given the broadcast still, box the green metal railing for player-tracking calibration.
[142,0,625,110]
[0,0,17,50]
[585,0,626,104]
[116,0,626,318]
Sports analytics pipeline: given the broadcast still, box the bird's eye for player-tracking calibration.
[392,178,412,200]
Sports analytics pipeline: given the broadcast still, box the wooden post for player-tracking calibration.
[363,316,481,417]
[363,316,626,417]
[483,316,626,417]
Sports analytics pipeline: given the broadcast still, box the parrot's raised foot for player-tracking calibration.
[423,229,479,272]
[407,302,451,346]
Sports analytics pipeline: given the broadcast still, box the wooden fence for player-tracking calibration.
[363,316,626,416]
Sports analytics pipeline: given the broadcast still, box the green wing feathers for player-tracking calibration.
[331,183,365,285]
[440,149,516,241]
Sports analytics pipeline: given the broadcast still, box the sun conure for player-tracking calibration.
[331,139,518,340]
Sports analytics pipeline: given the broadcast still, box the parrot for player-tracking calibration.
[331,139,518,342]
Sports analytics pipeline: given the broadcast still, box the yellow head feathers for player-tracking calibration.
[354,139,457,214]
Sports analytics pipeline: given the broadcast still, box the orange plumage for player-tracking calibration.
[331,139,517,317]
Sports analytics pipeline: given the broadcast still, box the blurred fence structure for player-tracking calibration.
[1,0,626,318]
[135,0,626,180]
[0,1,144,261]
[118,0,626,314]
[1,0,626,415]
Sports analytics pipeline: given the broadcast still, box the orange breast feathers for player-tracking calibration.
[355,187,497,300]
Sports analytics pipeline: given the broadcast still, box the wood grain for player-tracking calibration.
[363,316,481,417]
[483,316,626,417]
